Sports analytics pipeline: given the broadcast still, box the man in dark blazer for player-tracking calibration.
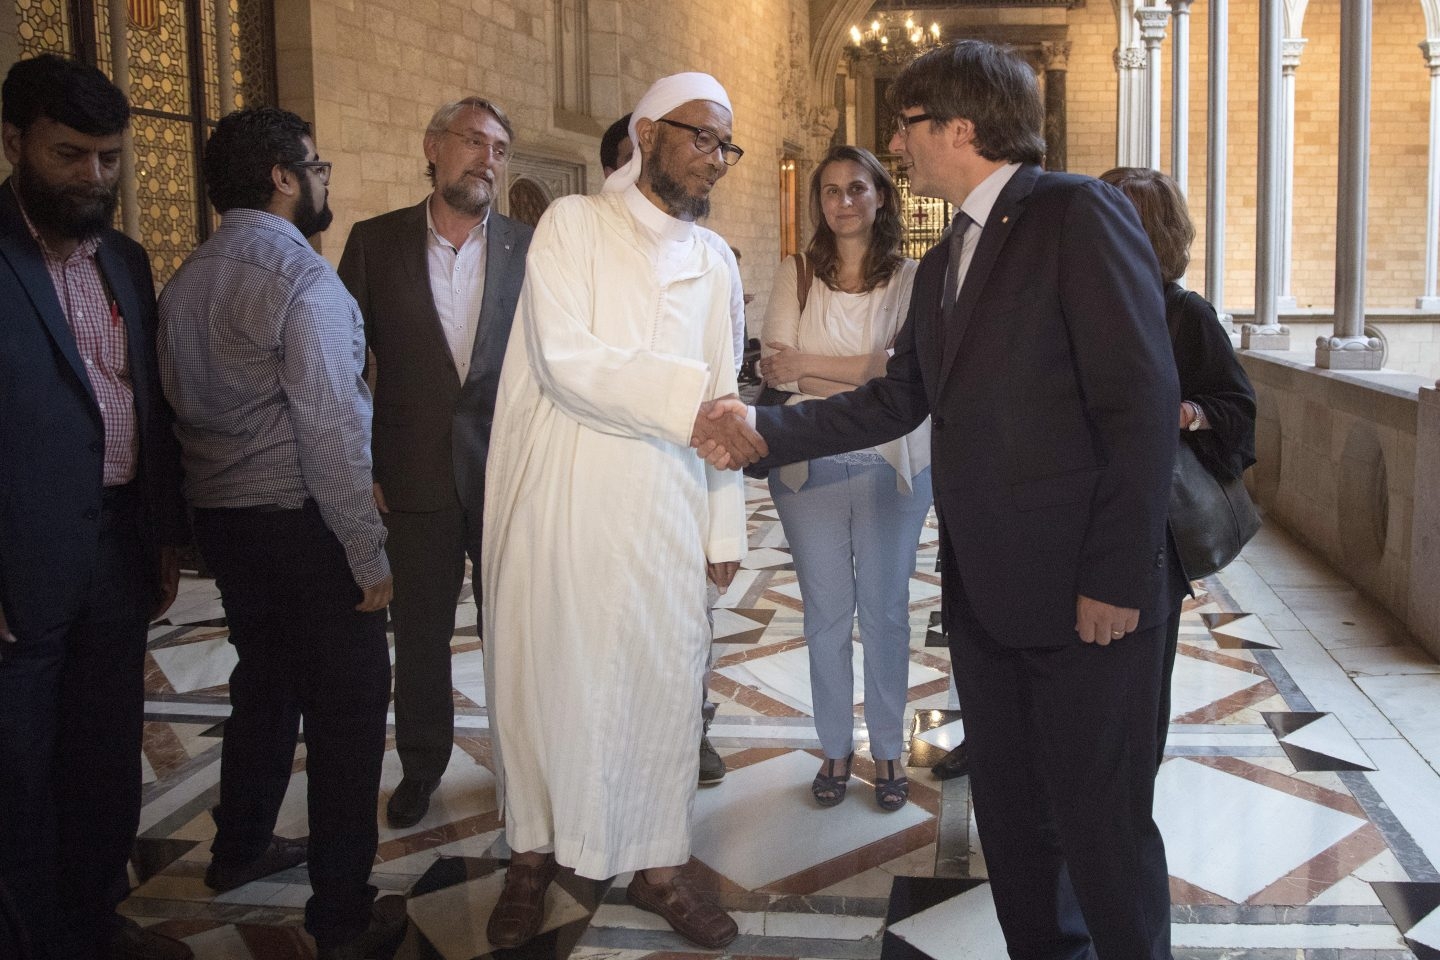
[0,56,190,960]
[339,96,532,829]
[726,41,1182,960]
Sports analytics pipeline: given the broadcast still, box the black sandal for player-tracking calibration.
[811,752,853,807]
[874,758,909,811]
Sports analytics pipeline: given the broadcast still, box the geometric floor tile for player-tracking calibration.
[1154,758,1367,903]
[716,644,947,716]
[691,749,931,890]
[1202,611,1281,649]
[408,861,592,960]
[1373,881,1440,960]
[742,546,793,571]
[907,709,963,767]
[1168,653,1267,720]
[1264,711,1377,771]
[925,610,946,648]
[149,634,238,693]
[712,606,775,644]
[881,877,1001,960]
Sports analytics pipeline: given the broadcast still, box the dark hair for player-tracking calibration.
[804,145,904,294]
[2,54,129,136]
[203,107,312,213]
[1098,167,1194,282]
[888,40,1045,166]
[601,113,632,171]
[424,96,515,183]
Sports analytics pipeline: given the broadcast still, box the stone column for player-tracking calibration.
[1318,0,1383,368]
[1277,38,1306,310]
[1136,8,1170,170]
[1041,41,1071,171]
[1115,46,1149,166]
[107,0,139,241]
[1242,0,1290,349]
[216,0,236,115]
[1419,40,1440,310]
[1170,0,1193,192]
[1206,0,1231,330]
[1411,382,1440,659]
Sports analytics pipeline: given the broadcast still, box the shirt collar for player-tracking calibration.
[622,183,694,243]
[218,207,312,247]
[12,179,103,261]
[425,194,490,249]
[960,162,1022,231]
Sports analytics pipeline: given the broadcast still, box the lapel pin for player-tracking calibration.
[1001,216,1010,224]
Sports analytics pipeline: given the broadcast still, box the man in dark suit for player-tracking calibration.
[0,55,191,960]
[719,41,1182,960]
[339,96,532,828]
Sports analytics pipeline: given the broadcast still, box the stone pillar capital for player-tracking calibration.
[1421,38,1440,72]
[1170,0,1193,14]
[1315,334,1384,369]
[1114,45,1148,71]
[1135,7,1170,46]
[1040,40,1072,72]
[1282,37,1308,71]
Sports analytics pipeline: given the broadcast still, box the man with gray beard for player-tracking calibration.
[339,97,532,829]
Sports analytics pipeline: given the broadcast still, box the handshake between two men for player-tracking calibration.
[691,395,766,470]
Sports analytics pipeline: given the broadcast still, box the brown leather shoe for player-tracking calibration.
[486,854,559,948]
[626,869,738,949]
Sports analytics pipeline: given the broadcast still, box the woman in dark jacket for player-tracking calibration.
[1100,167,1258,762]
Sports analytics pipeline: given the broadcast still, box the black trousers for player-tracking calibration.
[382,499,480,781]
[0,485,152,960]
[950,587,1173,960]
[193,502,390,950]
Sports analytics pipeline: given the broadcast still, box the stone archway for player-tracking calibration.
[508,177,552,229]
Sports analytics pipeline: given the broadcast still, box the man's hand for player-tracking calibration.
[1075,594,1140,646]
[372,482,389,514]
[706,560,739,594]
[691,395,766,470]
[357,575,394,612]
[0,602,16,663]
[151,544,181,621]
[759,342,809,387]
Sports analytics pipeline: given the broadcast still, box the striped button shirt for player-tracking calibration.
[157,209,389,588]
[17,194,138,485]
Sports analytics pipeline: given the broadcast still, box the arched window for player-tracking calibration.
[11,0,277,282]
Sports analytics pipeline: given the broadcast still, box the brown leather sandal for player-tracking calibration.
[874,758,910,811]
[811,752,853,807]
[486,853,559,948]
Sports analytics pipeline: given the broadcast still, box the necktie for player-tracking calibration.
[940,210,974,354]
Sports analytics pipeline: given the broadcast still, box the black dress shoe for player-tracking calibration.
[386,777,440,828]
[110,918,194,960]
[316,894,408,960]
[931,740,972,781]
[204,835,308,892]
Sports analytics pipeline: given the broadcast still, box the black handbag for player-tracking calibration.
[1168,439,1261,579]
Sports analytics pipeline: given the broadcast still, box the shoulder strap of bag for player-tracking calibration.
[795,252,814,314]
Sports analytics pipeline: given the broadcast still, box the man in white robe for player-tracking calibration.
[481,73,766,951]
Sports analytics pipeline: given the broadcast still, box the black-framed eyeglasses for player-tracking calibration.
[290,160,332,185]
[656,118,744,166]
[893,112,935,136]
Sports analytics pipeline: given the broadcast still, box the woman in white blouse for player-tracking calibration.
[759,145,932,811]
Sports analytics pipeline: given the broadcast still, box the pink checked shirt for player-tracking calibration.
[20,200,138,486]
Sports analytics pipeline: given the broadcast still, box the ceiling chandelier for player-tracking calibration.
[846,12,942,65]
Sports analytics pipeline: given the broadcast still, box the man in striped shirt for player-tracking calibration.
[158,107,405,960]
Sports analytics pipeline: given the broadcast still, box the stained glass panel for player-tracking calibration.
[15,0,71,56]
[133,113,198,281]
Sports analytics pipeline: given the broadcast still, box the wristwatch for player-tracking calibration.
[1185,401,1207,431]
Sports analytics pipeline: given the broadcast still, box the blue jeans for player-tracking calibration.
[770,460,933,760]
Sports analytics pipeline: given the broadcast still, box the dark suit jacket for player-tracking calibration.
[339,200,532,517]
[0,181,187,637]
[755,165,1181,647]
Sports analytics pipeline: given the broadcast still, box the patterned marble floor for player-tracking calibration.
[122,479,1440,960]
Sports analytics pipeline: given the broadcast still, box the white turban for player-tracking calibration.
[602,72,733,193]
